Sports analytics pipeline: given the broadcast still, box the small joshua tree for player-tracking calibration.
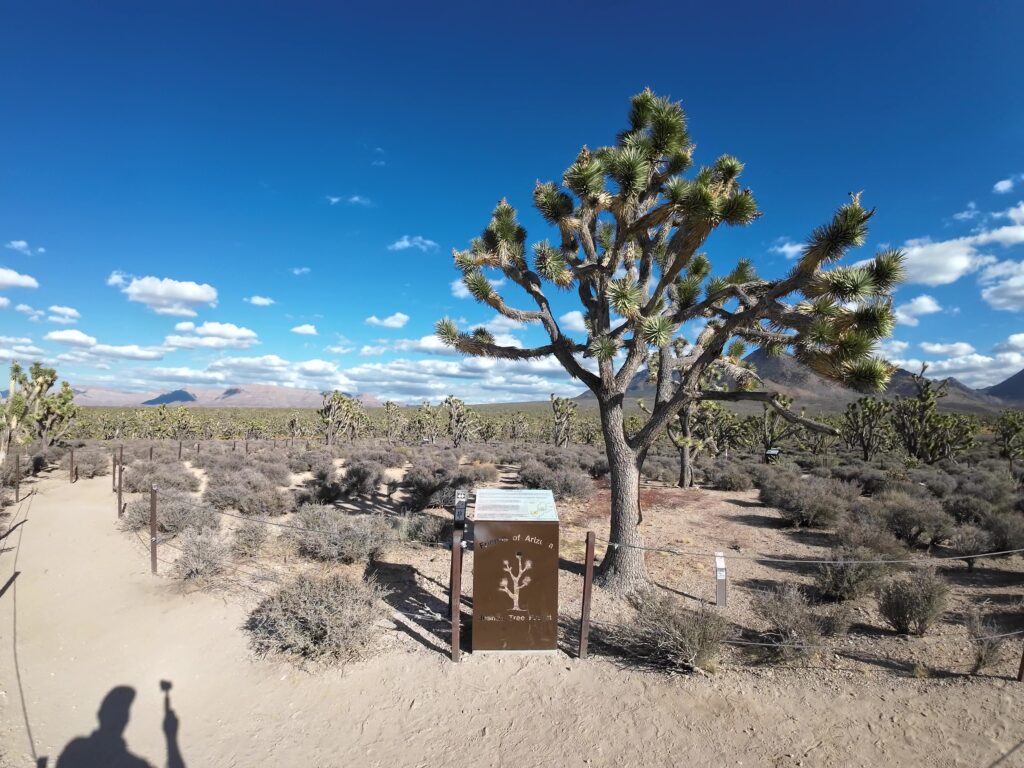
[381,401,404,445]
[437,90,903,592]
[841,396,893,461]
[505,412,529,442]
[442,396,477,447]
[1,362,77,465]
[499,554,532,611]
[320,390,364,445]
[994,409,1024,475]
[550,393,577,447]
[891,367,977,464]
[409,400,445,444]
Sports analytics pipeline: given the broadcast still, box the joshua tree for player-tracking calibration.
[437,90,902,592]
[841,396,893,461]
[409,400,445,444]
[1,362,77,465]
[498,554,532,611]
[442,395,476,447]
[320,391,364,445]
[994,410,1024,475]
[891,367,976,464]
[381,401,404,445]
[750,395,806,459]
[505,412,529,442]
[550,393,577,447]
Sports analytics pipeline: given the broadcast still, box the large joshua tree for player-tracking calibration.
[437,90,903,592]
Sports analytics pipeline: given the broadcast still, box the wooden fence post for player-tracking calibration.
[14,454,20,503]
[578,531,596,659]
[245,441,249,455]
[117,463,124,518]
[69,447,75,484]
[111,450,117,491]
[149,446,153,461]
[150,485,158,575]
[119,444,124,468]
[232,440,236,452]
[450,528,463,662]
[177,441,182,460]
[1018,641,1024,683]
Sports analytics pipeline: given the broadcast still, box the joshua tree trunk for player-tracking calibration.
[595,398,650,592]
[677,403,694,488]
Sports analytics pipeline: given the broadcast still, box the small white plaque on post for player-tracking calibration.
[714,551,727,607]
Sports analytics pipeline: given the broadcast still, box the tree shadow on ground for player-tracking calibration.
[48,683,186,768]
[367,560,461,657]
[937,564,1024,589]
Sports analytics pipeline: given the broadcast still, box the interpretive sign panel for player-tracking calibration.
[472,489,559,651]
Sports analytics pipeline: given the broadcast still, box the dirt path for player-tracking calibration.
[1,474,1022,767]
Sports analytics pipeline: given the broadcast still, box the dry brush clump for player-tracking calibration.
[607,594,733,672]
[751,584,827,657]
[758,470,861,527]
[702,459,755,491]
[815,545,892,601]
[122,460,200,494]
[67,448,110,478]
[121,495,220,535]
[876,570,949,636]
[965,607,1010,675]
[172,527,227,580]
[403,451,499,510]
[204,467,295,517]
[232,519,269,557]
[395,511,451,545]
[291,503,386,563]
[245,571,390,663]
[874,490,954,549]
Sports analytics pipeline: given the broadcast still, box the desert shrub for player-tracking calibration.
[954,470,1017,508]
[71,449,110,478]
[397,512,451,545]
[248,457,292,487]
[585,455,610,478]
[908,468,957,498]
[752,584,822,657]
[518,460,594,500]
[120,494,219,535]
[232,520,269,557]
[172,528,226,580]
[640,454,677,484]
[834,504,907,556]
[242,488,295,517]
[704,460,754,491]
[980,511,1024,552]
[950,525,996,570]
[759,471,860,527]
[876,491,954,548]
[122,460,200,494]
[966,607,1009,674]
[204,467,271,507]
[944,494,994,525]
[340,460,385,497]
[815,545,890,600]
[877,571,949,636]
[819,602,853,637]
[361,448,406,469]
[291,503,386,563]
[608,595,732,671]
[246,572,389,662]
[403,454,498,509]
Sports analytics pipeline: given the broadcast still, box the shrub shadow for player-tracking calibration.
[367,560,460,657]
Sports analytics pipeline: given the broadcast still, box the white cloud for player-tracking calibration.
[0,297,9,309]
[326,196,342,205]
[891,350,1024,389]
[92,344,165,360]
[0,336,32,344]
[16,304,43,321]
[164,321,258,350]
[174,321,195,332]
[291,267,311,275]
[347,195,372,206]
[388,235,438,252]
[291,323,318,336]
[47,305,80,325]
[115,275,218,316]
[894,295,941,326]
[919,341,975,356]
[45,329,97,347]
[979,259,1024,311]
[993,174,1023,194]
[360,345,388,356]
[325,344,354,354]
[952,201,980,221]
[245,295,274,306]
[770,239,804,259]
[0,267,39,290]
[365,311,410,329]
[4,240,44,256]
[995,333,1024,353]
[558,310,587,333]
[876,339,909,358]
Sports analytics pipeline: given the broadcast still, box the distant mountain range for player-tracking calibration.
[576,349,1021,414]
[69,384,380,409]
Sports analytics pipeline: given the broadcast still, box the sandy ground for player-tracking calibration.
[1,470,1023,768]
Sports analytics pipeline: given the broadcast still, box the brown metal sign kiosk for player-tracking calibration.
[472,489,559,652]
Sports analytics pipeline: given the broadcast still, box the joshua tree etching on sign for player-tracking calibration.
[499,554,532,611]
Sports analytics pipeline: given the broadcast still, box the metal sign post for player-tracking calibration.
[454,488,468,530]
[715,551,727,607]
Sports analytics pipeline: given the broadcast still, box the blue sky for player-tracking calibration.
[2,1,1023,402]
